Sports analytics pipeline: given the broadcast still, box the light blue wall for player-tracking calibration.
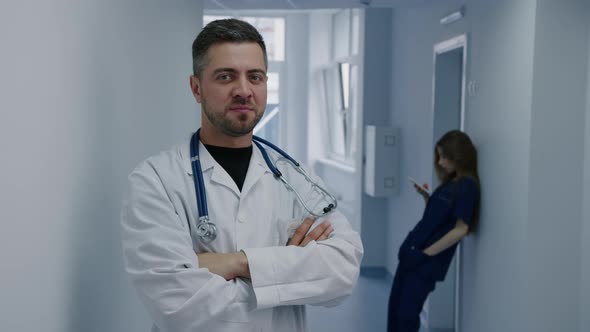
[387,0,469,274]
[386,2,473,326]
[461,2,538,330]
[0,1,203,331]
[308,11,333,164]
[581,10,590,332]
[360,8,394,267]
[284,13,310,164]
[388,1,537,331]
[386,0,590,331]
[306,10,362,232]
[527,0,589,330]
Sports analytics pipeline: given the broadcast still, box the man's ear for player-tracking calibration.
[190,75,202,103]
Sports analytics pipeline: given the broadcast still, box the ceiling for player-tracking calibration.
[204,0,430,10]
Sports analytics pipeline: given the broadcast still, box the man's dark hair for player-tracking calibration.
[192,19,268,77]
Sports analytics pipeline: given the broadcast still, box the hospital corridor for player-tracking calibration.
[308,270,449,332]
[308,269,392,332]
[1,0,589,331]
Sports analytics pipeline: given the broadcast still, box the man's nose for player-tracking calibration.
[232,76,252,99]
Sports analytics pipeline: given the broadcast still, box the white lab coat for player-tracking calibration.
[121,139,364,332]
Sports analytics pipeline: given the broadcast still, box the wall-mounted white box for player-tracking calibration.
[364,126,399,197]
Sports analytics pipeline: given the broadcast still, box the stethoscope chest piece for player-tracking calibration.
[193,216,217,243]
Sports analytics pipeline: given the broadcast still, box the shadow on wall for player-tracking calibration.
[65,3,201,330]
[66,54,150,332]
[65,4,177,330]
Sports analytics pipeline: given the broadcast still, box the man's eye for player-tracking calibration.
[217,74,232,81]
[250,74,265,82]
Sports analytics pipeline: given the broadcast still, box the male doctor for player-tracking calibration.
[121,18,363,332]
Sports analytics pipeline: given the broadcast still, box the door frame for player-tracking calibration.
[429,33,468,332]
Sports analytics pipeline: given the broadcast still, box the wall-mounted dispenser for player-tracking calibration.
[364,126,399,197]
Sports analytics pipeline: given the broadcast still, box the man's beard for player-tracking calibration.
[201,98,265,137]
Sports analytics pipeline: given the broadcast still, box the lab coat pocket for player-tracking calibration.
[216,302,254,323]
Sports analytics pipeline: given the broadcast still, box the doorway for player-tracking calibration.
[424,34,467,332]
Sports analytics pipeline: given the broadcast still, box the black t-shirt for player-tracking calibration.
[204,144,253,191]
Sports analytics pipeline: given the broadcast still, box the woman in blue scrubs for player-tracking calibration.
[387,130,480,332]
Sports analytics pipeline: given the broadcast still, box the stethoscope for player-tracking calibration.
[189,129,338,243]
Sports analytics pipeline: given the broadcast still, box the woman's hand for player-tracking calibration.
[414,183,430,202]
[399,243,430,270]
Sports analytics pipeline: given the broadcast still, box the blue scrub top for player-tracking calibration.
[405,176,479,281]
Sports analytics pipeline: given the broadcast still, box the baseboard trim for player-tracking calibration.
[360,266,393,284]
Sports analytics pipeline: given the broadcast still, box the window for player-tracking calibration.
[253,72,280,143]
[203,16,284,62]
[238,17,285,62]
[321,9,361,164]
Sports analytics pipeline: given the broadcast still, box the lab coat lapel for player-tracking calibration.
[240,144,271,198]
[181,139,270,198]
[204,145,242,197]
[183,141,241,197]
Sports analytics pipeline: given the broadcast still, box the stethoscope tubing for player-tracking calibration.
[190,129,337,242]
[190,132,207,217]
[252,135,299,168]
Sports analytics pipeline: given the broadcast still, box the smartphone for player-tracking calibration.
[408,176,430,194]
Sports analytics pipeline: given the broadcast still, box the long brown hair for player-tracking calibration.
[434,130,480,231]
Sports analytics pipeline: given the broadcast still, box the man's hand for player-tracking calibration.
[196,218,333,280]
[287,217,333,247]
[196,251,250,280]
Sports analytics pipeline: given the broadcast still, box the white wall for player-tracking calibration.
[306,8,390,241]
[387,2,474,326]
[284,13,310,164]
[0,1,203,331]
[359,8,393,267]
[461,2,538,330]
[388,0,535,331]
[308,11,333,164]
[387,0,590,331]
[307,10,362,232]
[526,0,589,330]
[307,8,395,266]
[580,9,590,332]
[387,0,469,273]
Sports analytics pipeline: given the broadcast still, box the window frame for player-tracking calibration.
[321,9,361,166]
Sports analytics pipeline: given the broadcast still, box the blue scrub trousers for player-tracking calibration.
[387,265,436,332]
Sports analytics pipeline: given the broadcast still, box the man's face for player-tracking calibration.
[191,42,267,138]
